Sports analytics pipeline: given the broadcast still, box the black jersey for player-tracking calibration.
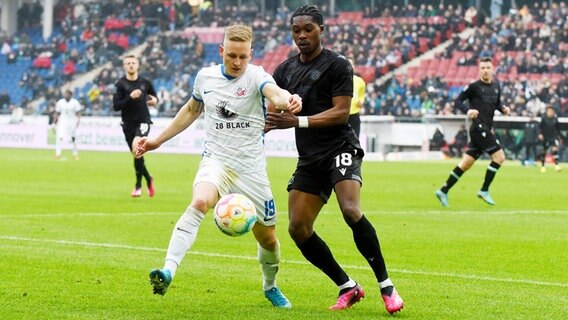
[455,80,504,131]
[113,76,156,124]
[540,115,562,141]
[273,49,361,165]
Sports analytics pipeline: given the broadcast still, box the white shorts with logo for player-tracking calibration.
[193,156,277,226]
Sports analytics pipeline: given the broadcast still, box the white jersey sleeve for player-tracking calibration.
[192,69,204,102]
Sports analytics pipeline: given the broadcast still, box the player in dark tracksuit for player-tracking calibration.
[522,113,539,165]
[113,55,158,197]
[265,5,403,315]
[435,57,510,207]
[539,106,564,172]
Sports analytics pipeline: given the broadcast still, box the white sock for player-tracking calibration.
[55,138,62,157]
[258,241,280,291]
[72,142,78,157]
[379,278,394,289]
[163,206,204,278]
[338,279,357,290]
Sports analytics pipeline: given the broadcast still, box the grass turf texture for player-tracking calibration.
[1,148,567,319]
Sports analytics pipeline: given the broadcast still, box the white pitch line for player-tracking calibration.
[0,235,566,288]
[2,209,568,219]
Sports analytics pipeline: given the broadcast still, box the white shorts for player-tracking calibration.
[193,156,277,226]
[56,123,77,142]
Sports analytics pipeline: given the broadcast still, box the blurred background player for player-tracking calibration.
[113,55,158,197]
[539,106,564,172]
[448,125,468,158]
[54,89,82,160]
[435,57,510,207]
[266,5,403,315]
[522,112,539,166]
[137,24,302,308]
[348,59,366,139]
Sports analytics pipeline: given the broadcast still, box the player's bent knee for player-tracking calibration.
[492,151,506,164]
[340,205,361,225]
[288,222,312,244]
[253,225,277,248]
[190,198,211,214]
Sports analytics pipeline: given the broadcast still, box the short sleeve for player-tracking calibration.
[330,57,353,97]
[253,65,276,95]
[192,70,203,102]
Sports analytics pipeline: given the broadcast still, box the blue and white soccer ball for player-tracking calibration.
[214,193,257,237]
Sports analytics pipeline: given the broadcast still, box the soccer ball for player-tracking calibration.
[214,193,257,237]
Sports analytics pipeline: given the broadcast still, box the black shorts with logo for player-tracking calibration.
[122,122,151,151]
[287,144,363,203]
[465,122,502,159]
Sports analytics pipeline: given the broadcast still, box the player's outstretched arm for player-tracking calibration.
[262,83,302,114]
[135,98,203,158]
[266,95,350,130]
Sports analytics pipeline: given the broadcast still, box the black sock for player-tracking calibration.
[441,166,464,193]
[134,158,142,188]
[135,157,152,187]
[350,215,388,282]
[297,232,349,286]
[481,161,500,192]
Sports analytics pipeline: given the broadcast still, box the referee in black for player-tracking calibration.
[435,57,510,207]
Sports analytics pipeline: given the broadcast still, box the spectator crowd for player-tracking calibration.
[0,0,566,120]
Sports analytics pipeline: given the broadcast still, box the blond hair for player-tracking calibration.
[224,24,253,43]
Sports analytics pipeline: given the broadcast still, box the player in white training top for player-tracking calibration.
[54,89,82,159]
[136,24,302,308]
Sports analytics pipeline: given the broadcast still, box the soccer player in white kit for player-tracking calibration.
[54,89,82,159]
[136,24,302,308]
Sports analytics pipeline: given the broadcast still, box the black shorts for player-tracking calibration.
[287,144,363,203]
[465,123,501,159]
[122,122,151,151]
[543,139,560,149]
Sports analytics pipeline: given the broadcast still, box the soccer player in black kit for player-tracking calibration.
[435,57,510,207]
[265,5,403,315]
[539,106,564,173]
[113,55,158,197]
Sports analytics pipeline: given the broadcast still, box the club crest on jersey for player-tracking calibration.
[235,85,247,97]
[309,70,321,81]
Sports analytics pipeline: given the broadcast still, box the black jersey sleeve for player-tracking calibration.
[495,82,505,113]
[146,78,158,102]
[454,84,471,114]
[330,57,353,97]
[113,80,130,111]
[555,118,565,140]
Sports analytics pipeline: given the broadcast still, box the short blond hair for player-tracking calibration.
[224,24,253,43]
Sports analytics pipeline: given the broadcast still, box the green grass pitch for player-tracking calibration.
[1,149,567,319]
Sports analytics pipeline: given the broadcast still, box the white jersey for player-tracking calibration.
[55,98,82,126]
[192,64,275,173]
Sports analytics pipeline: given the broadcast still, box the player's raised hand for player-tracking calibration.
[265,110,298,130]
[130,89,143,99]
[287,94,302,114]
[467,109,479,119]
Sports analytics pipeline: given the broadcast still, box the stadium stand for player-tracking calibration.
[0,0,565,120]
